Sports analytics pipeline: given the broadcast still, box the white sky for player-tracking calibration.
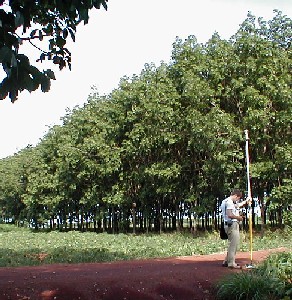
[0,0,291,159]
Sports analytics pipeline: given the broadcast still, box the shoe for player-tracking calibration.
[228,264,242,269]
[222,262,240,268]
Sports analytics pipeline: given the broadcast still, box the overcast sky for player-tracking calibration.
[0,0,291,159]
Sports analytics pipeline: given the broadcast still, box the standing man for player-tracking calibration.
[221,189,251,269]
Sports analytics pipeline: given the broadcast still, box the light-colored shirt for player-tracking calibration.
[221,197,239,222]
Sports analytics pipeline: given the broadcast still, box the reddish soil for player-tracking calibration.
[0,248,286,300]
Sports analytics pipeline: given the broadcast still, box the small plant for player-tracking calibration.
[255,252,292,298]
[216,272,280,300]
[216,251,292,300]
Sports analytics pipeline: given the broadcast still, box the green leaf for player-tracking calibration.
[56,36,66,48]
[38,30,43,41]
[78,7,89,24]
[45,69,56,80]
[30,29,37,38]
[15,11,24,27]
[62,28,68,39]
[68,28,76,42]
[41,76,51,92]
[10,54,17,67]
[0,46,12,64]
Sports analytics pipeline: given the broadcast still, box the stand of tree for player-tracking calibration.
[0,11,291,233]
[0,0,108,102]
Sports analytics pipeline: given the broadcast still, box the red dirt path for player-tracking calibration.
[0,248,286,300]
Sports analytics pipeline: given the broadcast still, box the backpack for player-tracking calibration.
[220,221,228,239]
[219,200,228,240]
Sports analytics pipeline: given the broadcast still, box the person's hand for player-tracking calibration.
[238,215,244,221]
[246,197,252,205]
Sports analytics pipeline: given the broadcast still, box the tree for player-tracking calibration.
[0,11,290,232]
[0,0,108,102]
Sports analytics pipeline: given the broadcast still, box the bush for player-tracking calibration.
[255,252,292,299]
[216,251,292,300]
[216,272,279,300]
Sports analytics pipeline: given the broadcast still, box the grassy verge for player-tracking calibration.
[0,224,291,267]
[216,251,292,300]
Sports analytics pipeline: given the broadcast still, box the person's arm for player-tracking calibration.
[227,198,252,220]
[238,197,252,208]
[226,209,243,221]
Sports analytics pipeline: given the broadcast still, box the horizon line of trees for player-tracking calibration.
[0,10,291,233]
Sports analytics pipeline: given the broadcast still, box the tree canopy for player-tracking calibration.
[0,11,291,232]
[0,0,108,102]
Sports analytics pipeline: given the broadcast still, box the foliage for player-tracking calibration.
[0,224,291,268]
[0,0,107,101]
[216,251,292,300]
[216,272,280,300]
[0,11,291,232]
[255,252,292,298]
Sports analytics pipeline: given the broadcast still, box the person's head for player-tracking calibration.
[230,189,242,202]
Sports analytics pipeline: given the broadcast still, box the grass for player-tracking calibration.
[216,251,292,300]
[0,224,291,267]
[254,251,292,299]
[216,272,281,300]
